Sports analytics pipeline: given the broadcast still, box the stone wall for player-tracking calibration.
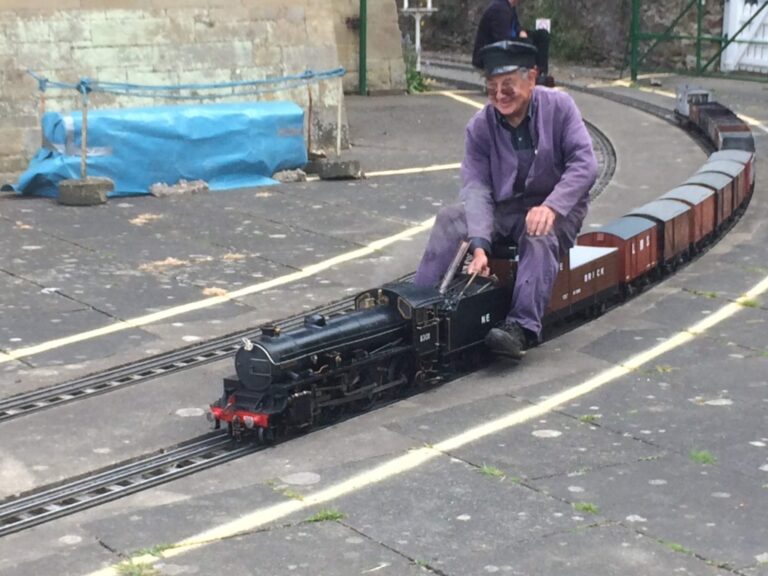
[0,0,406,186]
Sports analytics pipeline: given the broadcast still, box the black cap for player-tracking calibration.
[479,40,538,76]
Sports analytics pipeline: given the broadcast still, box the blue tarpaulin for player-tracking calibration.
[9,101,307,197]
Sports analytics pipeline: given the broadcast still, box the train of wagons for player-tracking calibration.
[209,87,757,442]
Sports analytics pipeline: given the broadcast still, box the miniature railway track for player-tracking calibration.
[0,293,365,425]
[0,433,258,538]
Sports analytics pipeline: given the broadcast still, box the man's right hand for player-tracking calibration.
[467,247,490,277]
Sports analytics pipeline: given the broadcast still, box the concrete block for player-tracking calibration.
[316,159,362,180]
[58,177,113,206]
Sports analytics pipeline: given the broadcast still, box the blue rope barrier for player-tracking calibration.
[27,67,346,100]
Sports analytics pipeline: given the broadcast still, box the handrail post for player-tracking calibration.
[359,0,367,95]
[696,0,703,74]
[630,0,640,82]
[336,77,343,156]
[79,82,89,179]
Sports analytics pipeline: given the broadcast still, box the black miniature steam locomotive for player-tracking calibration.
[210,275,510,441]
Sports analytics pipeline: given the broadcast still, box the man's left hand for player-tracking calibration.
[526,205,556,236]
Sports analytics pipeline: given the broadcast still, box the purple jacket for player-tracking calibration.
[459,87,597,244]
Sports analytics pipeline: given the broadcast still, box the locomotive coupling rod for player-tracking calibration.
[439,240,470,294]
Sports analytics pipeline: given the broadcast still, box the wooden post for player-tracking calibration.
[80,91,88,180]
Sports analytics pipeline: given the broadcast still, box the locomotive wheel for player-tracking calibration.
[320,403,346,424]
[350,369,377,412]
[387,356,414,397]
[257,427,274,444]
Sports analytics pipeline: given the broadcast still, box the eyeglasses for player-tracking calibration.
[485,71,529,96]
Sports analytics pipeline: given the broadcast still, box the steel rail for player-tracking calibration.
[0,295,361,424]
[0,434,257,537]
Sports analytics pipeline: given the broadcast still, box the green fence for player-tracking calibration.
[629,0,768,81]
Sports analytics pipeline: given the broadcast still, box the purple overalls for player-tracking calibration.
[414,87,598,337]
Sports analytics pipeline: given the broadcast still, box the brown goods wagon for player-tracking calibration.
[657,184,716,246]
[708,115,751,149]
[684,171,735,226]
[578,216,658,284]
[694,103,737,137]
[546,250,571,316]
[720,130,755,152]
[567,245,619,314]
[709,150,755,197]
[627,200,692,268]
[697,159,748,208]
[688,101,719,128]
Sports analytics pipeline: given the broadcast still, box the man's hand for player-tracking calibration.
[519,30,528,39]
[467,247,490,277]
[526,205,557,236]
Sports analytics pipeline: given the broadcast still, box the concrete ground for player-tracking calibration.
[0,65,766,576]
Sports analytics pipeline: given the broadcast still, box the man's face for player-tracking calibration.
[485,69,535,119]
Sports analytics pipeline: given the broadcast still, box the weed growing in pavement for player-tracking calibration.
[740,298,760,308]
[689,449,716,465]
[116,562,159,576]
[306,509,345,523]
[133,544,173,558]
[572,502,600,515]
[282,488,305,501]
[579,414,598,424]
[479,464,506,479]
[654,365,677,374]
[661,539,693,555]
[402,39,428,94]
[688,288,718,299]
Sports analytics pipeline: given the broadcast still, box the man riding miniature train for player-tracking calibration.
[414,41,598,359]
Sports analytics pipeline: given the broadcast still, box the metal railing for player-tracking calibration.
[629,0,768,81]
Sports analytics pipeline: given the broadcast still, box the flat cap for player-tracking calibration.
[479,40,538,76]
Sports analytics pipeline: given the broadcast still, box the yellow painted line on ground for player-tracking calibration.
[367,163,462,177]
[0,216,436,365]
[306,163,461,181]
[437,90,484,110]
[84,274,768,576]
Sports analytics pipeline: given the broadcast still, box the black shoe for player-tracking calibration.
[484,321,527,359]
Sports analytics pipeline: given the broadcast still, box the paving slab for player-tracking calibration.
[580,363,768,480]
[146,521,430,576]
[323,456,595,575]
[532,454,768,572]
[491,522,731,576]
[0,523,115,576]
[386,394,662,480]
[343,92,473,170]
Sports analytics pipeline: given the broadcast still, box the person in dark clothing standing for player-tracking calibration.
[471,0,552,83]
